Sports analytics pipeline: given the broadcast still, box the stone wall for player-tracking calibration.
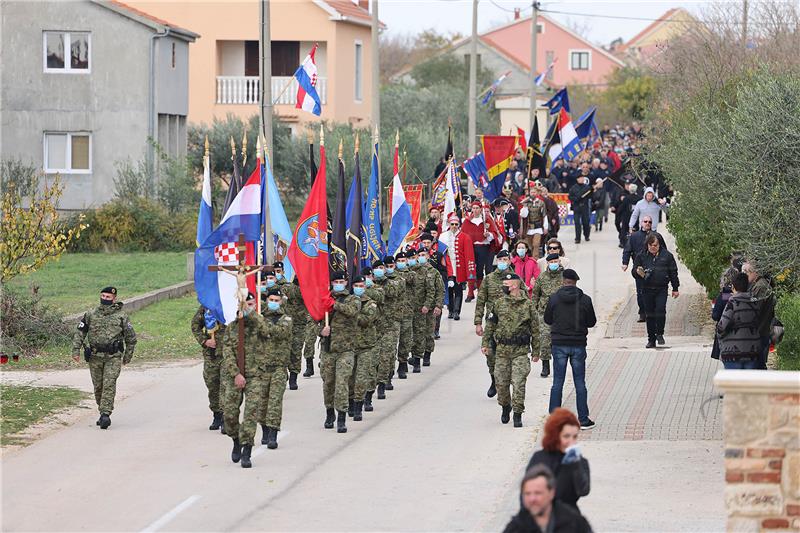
[714,370,800,532]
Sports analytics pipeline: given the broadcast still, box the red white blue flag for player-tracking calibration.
[295,44,322,116]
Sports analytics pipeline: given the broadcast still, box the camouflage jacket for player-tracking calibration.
[354,293,379,349]
[222,312,287,378]
[474,269,506,326]
[432,267,445,308]
[410,263,438,310]
[395,268,416,313]
[321,292,362,353]
[482,293,540,355]
[72,302,137,363]
[191,306,227,358]
[532,268,563,312]
[278,279,307,320]
[365,285,385,328]
[260,307,293,368]
[375,272,405,322]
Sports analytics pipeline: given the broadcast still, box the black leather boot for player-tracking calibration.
[411,357,421,373]
[513,412,523,428]
[385,377,394,391]
[220,417,226,435]
[353,401,363,421]
[288,372,298,390]
[487,376,497,398]
[261,424,269,445]
[209,411,223,430]
[540,360,551,378]
[397,361,408,379]
[324,408,335,429]
[364,391,374,412]
[231,439,241,463]
[240,444,252,468]
[266,428,278,449]
[303,357,315,377]
[337,410,347,433]
[99,414,111,429]
[348,399,355,417]
[422,351,431,366]
[377,382,386,399]
[501,405,512,424]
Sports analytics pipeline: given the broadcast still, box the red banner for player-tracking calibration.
[480,135,518,180]
[388,183,425,242]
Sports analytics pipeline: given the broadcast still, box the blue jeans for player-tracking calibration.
[722,358,760,370]
[549,345,590,423]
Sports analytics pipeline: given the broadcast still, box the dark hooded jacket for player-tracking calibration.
[503,501,593,533]
[716,291,762,361]
[544,286,597,347]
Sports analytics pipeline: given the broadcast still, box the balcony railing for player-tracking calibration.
[216,76,328,106]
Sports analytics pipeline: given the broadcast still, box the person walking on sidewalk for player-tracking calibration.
[622,217,666,323]
[633,234,680,348]
[716,273,763,370]
[568,175,592,244]
[544,269,596,430]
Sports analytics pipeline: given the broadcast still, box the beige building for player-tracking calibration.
[126,0,379,131]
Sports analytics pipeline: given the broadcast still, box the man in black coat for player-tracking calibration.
[568,174,593,244]
[622,217,667,322]
[633,234,680,348]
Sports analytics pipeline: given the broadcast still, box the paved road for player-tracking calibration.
[1,223,725,532]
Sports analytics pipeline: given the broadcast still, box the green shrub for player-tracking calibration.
[0,288,71,357]
[776,293,800,371]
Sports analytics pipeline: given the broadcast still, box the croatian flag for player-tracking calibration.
[295,44,322,116]
[443,159,458,221]
[196,142,213,246]
[387,141,413,256]
[534,58,557,86]
[557,108,583,162]
[194,168,263,325]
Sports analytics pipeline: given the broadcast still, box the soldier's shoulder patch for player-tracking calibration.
[77,320,87,331]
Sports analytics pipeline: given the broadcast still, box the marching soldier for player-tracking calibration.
[531,254,564,378]
[257,288,293,449]
[302,302,317,377]
[474,250,513,398]
[348,274,378,420]
[72,286,137,430]
[481,273,540,428]
[413,246,444,370]
[373,256,405,398]
[394,252,415,381]
[191,305,227,432]
[362,266,386,411]
[274,261,306,390]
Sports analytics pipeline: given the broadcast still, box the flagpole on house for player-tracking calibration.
[529,0,539,131]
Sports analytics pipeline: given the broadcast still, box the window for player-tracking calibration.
[545,50,555,81]
[271,41,300,76]
[44,133,91,173]
[44,32,90,72]
[536,22,545,34]
[570,50,590,71]
[354,41,363,101]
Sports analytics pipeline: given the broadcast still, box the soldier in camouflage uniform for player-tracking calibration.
[362,266,386,410]
[474,250,513,398]
[407,248,429,373]
[256,288,293,449]
[347,274,378,420]
[520,186,548,259]
[481,273,540,428]
[72,286,137,430]
[274,261,306,390]
[394,251,415,380]
[373,256,404,398]
[319,271,361,434]
[413,246,444,370]
[302,306,317,377]
[191,306,227,432]
[531,254,564,378]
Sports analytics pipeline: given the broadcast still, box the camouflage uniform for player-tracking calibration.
[474,269,507,374]
[395,268,416,364]
[482,293,539,413]
[374,271,404,384]
[221,312,272,447]
[350,291,379,401]
[191,306,227,413]
[278,279,308,375]
[410,262,438,360]
[302,308,318,359]
[531,267,563,360]
[320,291,361,412]
[256,306,293,430]
[72,302,137,416]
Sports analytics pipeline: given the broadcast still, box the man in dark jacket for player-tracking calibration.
[742,262,776,369]
[544,269,597,429]
[717,273,762,369]
[568,175,593,244]
[633,234,680,348]
[622,217,666,322]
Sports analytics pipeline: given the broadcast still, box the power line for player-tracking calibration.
[538,7,771,27]
[488,0,531,13]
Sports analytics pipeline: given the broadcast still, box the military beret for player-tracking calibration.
[546,253,560,261]
[362,267,373,276]
[394,252,406,260]
[272,261,284,269]
[406,248,418,256]
[420,233,433,242]
[266,288,282,298]
[383,255,395,264]
[352,275,366,284]
[372,260,385,268]
[331,270,347,281]
[246,292,256,301]
[100,286,117,295]
[563,269,580,281]
[496,250,510,259]
[503,273,521,281]
[417,246,429,254]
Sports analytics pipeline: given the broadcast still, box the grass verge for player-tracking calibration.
[1,385,87,445]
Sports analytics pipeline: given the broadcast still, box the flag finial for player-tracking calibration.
[355,133,360,154]
[256,134,262,160]
[204,135,209,156]
[241,126,248,162]
[229,136,236,158]
[338,139,343,159]
[306,128,314,145]
[373,125,379,143]
[319,124,325,147]
[395,129,399,146]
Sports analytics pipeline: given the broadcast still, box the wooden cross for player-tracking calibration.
[208,233,272,375]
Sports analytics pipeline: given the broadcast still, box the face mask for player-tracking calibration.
[366,278,374,288]
[333,283,346,292]
[548,263,560,272]
[502,286,511,295]
[243,308,252,317]
[386,267,395,274]
[497,261,509,271]
[100,298,113,306]
[418,257,427,265]
[408,259,417,267]
[353,286,366,297]
[266,279,276,288]
[397,262,407,270]
[276,273,284,281]
[374,268,385,278]
[517,249,526,257]
[259,285,267,293]
[267,301,280,312]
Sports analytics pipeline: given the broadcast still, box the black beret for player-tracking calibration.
[100,286,117,295]
[246,292,256,301]
[371,260,384,268]
[563,269,580,281]
[546,253,560,261]
[420,233,433,242]
[272,261,284,269]
[352,275,366,284]
[331,270,347,281]
[394,252,406,260]
[496,250,510,259]
[383,255,395,264]
[362,267,373,276]
[503,273,521,281]
[407,248,418,256]
[266,288,282,298]
[417,246,429,254]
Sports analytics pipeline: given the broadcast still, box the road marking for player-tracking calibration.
[252,430,290,458]
[140,495,201,532]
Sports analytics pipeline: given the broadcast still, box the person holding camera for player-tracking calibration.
[633,233,680,348]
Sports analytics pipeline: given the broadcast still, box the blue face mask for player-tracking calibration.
[266,279,276,288]
[366,278,374,288]
[276,273,284,281]
[497,261,509,271]
[259,285,267,293]
[418,256,428,265]
[333,283,346,292]
[408,259,417,267]
[386,267,395,274]
[548,263,560,272]
[374,268,385,278]
[353,286,366,297]
[517,249,526,257]
[397,262,407,270]
[267,301,280,312]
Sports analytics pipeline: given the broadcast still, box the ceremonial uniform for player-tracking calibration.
[439,221,476,320]
[72,288,137,429]
[410,258,440,370]
[191,306,227,430]
[532,266,564,361]
[520,194,547,258]
[256,304,293,445]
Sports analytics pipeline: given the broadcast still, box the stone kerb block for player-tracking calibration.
[725,484,784,516]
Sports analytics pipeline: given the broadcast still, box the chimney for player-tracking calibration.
[514,7,520,20]
[358,0,369,12]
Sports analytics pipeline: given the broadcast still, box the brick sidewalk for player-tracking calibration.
[605,291,708,339]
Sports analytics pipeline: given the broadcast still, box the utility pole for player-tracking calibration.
[529,0,539,132]
[371,0,381,218]
[259,0,274,263]
[468,0,478,157]
[741,0,749,48]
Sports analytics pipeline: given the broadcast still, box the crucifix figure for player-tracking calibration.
[208,233,272,378]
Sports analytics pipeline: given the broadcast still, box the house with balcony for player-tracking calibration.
[126,0,380,133]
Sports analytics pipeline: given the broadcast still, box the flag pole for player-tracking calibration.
[261,133,274,265]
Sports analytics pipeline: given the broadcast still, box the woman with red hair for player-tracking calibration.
[524,408,590,511]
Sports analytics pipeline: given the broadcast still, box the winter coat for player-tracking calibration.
[568,182,592,208]
[622,230,667,267]
[512,255,540,294]
[544,286,597,347]
[711,289,733,360]
[716,292,762,361]
[591,188,606,212]
[749,276,776,337]
[503,501,593,533]
[633,248,679,291]
[629,198,667,232]
[525,449,591,510]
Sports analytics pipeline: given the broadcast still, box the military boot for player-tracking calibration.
[540,360,551,378]
[385,377,394,390]
[261,424,269,445]
[231,439,242,463]
[364,391,374,412]
[422,351,431,366]
[513,412,523,428]
[220,418,226,435]
[288,372,299,390]
[240,444,252,468]
[209,411,223,431]
[99,414,111,429]
[487,376,497,398]
[411,356,421,373]
[353,401,363,421]
[348,399,355,417]
[336,410,347,433]
[377,382,386,400]
[303,357,315,377]
[266,428,278,450]
[397,361,408,379]
[501,405,512,424]
[96,416,102,426]
[324,408,336,429]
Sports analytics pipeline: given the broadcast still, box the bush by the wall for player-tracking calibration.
[776,293,800,371]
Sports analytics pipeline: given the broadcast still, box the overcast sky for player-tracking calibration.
[378,0,732,47]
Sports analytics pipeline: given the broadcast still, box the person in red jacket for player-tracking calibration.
[439,215,476,321]
[512,241,540,296]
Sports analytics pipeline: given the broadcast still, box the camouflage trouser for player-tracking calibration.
[494,349,531,414]
[485,347,496,374]
[303,321,318,360]
[397,314,414,363]
[538,315,552,361]
[321,350,354,412]
[349,347,375,401]
[366,345,382,391]
[223,374,263,446]
[203,354,223,412]
[88,355,122,415]
[258,366,287,430]
[288,317,307,374]
[412,311,435,356]
[378,322,400,384]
